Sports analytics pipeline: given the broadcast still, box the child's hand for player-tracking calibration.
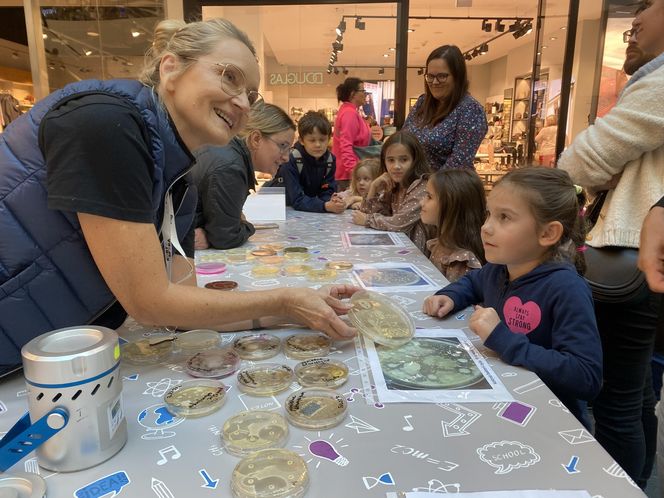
[325,198,346,214]
[368,173,392,199]
[423,295,454,318]
[351,210,368,226]
[194,228,210,250]
[468,305,500,342]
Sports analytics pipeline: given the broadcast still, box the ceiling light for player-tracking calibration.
[464,53,472,61]
[542,45,548,49]
[472,48,481,57]
[378,68,385,74]
[86,31,99,37]
[417,68,424,75]
[407,28,415,33]
[550,36,557,40]
[333,42,343,52]
[131,30,141,38]
[84,49,92,56]
[383,53,389,58]
[509,21,520,32]
[389,47,396,51]
[336,35,343,43]
[336,20,346,36]
[42,33,48,39]
[327,68,332,74]
[482,19,492,32]
[124,61,133,66]
[355,17,365,30]
[479,43,489,54]
[334,67,340,75]
[524,22,533,35]
[342,68,349,75]
[561,26,566,30]
[495,19,505,32]
[11,52,19,59]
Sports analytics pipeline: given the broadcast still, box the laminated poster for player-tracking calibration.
[351,262,439,293]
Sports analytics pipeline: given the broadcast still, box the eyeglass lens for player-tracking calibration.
[219,63,261,104]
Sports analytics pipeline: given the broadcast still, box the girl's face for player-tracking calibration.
[354,166,373,197]
[160,38,260,151]
[633,0,664,56]
[481,183,549,279]
[384,143,414,185]
[420,178,439,226]
[252,129,295,176]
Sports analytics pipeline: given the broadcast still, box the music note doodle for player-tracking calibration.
[402,415,414,432]
[157,445,181,465]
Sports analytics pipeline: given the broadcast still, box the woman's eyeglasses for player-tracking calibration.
[265,135,292,155]
[185,58,263,105]
[424,72,450,84]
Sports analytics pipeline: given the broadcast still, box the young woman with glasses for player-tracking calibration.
[404,45,487,171]
[0,18,359,375]
[332,77,371,190]
[192,102,296,250]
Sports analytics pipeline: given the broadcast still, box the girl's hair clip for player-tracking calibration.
[574,185,583,195]
[576,245,588,253]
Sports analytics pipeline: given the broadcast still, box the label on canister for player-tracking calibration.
[107,393,124,440]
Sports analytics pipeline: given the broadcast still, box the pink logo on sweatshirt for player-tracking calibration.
[503,296,542,334]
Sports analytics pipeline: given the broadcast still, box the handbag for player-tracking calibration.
[353,138,383,159]
[582,190,649,303]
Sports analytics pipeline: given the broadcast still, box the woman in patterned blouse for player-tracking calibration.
[404,45,488,171]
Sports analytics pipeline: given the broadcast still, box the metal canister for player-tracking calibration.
[21,326,127,472]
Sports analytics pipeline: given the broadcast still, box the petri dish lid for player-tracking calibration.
[176,329,221,354]
[326,261,353,271]
[284,388,348,430]
[196,262,227,275]
[237,363,294,396]
[163,379,227,418]
[259,256,285,265]
[231,448,308,498]
[222,410,289,457]
[251,248,277,257]
[283,252,311,261]
[294,358,349,388]
[233,334,281,360]
[282,264,312,277]
[252,265,281,278]
[284,333,331,360]
[205,280,239,291]
[122,336,175,365]
[185,348,240,378]
[0,473,47,498]
[306,268,337,282]
[347,290,415,347]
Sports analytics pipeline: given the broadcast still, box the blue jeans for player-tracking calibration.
[593,290,660,489]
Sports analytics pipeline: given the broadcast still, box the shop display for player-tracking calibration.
[122,336,175,365]
[205,280,239,291]
[236,363,294,396]
[230,448,309,498]
[285,388,348,430]
[294,358,349,388]
[176,329,220,356]
[185,348,240,378]
[222,410,289,457]
[284,333,331,360]
[163,379,227,418]
[233,334,281,360]
[348,290,414,347]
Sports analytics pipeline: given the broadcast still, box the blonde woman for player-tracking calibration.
[193,103,295,249]
[0,18,358,376]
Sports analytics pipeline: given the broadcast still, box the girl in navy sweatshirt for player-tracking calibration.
[423,167,602,429]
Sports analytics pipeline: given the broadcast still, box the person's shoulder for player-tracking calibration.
[458,94,484,112]
[45,92,140,121]
[539,263,590,293]
[195,141,247,172]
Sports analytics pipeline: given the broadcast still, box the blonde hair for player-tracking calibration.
[350,158,381,196]
[240,102,295,139]
[140,18,256,88]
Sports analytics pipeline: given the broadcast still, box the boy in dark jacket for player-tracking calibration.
[274,111,345,213]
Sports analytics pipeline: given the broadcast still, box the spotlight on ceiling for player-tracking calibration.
[342,68,349,75]
[509,21,520,33]
[84,49,92,56]
[472,48,481,57]
[480,43,489,55]
[334,67,340,75]
[355,17,366,30]
[327,67,332,74]
[482,19,492,32]
[336,34,343,43]
[131,29,141,38]
[464,53,472,61]
[524,21,533,35]
[333,42,344,52]
[407,28,415,33]
[378,67,385,74]
[495,19,505,32]
[336,20,346,36]
[417,68,424,75]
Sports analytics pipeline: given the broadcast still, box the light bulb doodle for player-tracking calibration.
[308,440,349,466]
[362,472,394,490]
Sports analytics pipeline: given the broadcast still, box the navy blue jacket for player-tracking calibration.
[0,79,195,375]
[274,143,337,213]
[436,261,602,429]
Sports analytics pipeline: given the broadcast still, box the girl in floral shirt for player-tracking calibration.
[351,131,432,253]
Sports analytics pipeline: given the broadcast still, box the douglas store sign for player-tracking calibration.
[269,72,324,85]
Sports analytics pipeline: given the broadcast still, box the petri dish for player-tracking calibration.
[163,379,227,418]
[283,252,311,261]
[231,448,308,498]
[226,251,249,264]
[347,290,415,347]
[196,262,227,275]
[326,261,354,271]
[260,243,285,252]
[185,348,240,379]
[259,255,285,266]
[233,334,281,360]
[283,246,308,253]
[284,333,331,360]
[251,248,277,257]
[0,472,47,498]
[294,358,349,388]
[176,329,220,356]
[283,264,312,277]
[377,338,485,389]
[222,410,289,457]
[237,363,294,396]
[252,265,281,278]
[205,280,239,291]
[284,388,348,430]
[306,268,337,283]
[122,336,174,365]
[356,268,422,287]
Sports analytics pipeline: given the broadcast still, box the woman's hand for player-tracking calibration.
[468,305,500,341]
[423,295,454,318]
[351,210,368,226]
[194,228,210,250]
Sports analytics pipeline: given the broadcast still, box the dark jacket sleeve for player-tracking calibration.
[484,277,602,402]
[198,159,255,249]
[655,196,664,209]
[435,263,485,310]
[282,158,327,213]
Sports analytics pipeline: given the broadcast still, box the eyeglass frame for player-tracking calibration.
[623,29,636,44]
[182,57,263,105]
[264,135,292,155]
[424,72,450,84]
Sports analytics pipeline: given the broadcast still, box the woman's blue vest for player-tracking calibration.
[0,79,196,374]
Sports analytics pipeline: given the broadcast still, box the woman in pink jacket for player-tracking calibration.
[332,77,371,190]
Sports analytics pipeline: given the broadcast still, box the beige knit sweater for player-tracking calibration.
[558,62,664,248]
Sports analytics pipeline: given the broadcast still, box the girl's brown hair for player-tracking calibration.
[413,45,469,128]
[350,158,381,196]
[380,130,431,189]
[496,167,587,274]
[428,169,486,264]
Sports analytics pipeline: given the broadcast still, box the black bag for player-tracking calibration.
[582,190,649,303]
[353,138,383,159]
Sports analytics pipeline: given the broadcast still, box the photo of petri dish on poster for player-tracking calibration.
[341,231,405,248]
[351,263,440,293]
[365,329,513,403]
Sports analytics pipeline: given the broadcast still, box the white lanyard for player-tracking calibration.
[160,192,187,282]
